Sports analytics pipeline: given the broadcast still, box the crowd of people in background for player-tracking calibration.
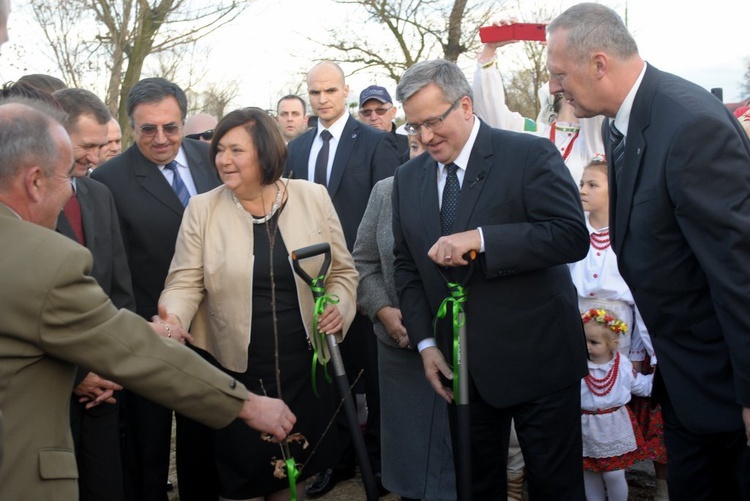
[1,1,750,501]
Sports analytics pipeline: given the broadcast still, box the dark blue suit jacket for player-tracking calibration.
[284,115,400,250]
[392,120,589,408]
[607,64,750,433]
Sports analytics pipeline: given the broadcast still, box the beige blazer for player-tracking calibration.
[160,179,358,372]
[0,203,248,500]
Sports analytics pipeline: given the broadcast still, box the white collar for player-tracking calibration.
[438,115,480,172]
[613,61,648,138]
[316,112,349,141]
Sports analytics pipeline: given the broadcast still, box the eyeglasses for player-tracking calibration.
[185,129,214,141]
[404,98,461,135]
[358,104,393,118]
[137,123,183,137]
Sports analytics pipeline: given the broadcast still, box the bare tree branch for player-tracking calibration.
[315,0,495,85]
[28,0,250,145]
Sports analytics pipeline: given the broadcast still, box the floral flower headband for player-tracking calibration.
[581,308,628,334]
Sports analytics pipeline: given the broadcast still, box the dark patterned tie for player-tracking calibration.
[314,130,333,186]
[164,161,191,207]
[609,121,625,178]
[441,163,460,236]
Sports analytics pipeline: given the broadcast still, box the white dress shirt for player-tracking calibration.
[158,147,197,196]
[307,112,349,184]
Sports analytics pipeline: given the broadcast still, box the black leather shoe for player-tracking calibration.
[306,467,356,498]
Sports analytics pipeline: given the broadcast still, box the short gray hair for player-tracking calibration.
[547,3,638,64]
[396,59,473,105]
[0,101,64,188]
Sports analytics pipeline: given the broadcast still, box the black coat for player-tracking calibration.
[608,64,750,433]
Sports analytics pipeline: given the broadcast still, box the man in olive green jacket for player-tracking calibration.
[0,101,296,500]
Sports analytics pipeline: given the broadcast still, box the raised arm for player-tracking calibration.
[472,20,537,132]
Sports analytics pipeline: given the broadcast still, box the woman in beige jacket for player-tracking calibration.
[160,107,358,501]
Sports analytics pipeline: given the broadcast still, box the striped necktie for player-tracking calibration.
[164,161,191,207]
[609,122,625,177]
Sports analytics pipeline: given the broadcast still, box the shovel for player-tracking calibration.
[291,242,378,501]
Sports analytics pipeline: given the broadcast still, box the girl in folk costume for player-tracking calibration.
[569,158,649,358]
[581,309,652,501]
[570,159,668,500]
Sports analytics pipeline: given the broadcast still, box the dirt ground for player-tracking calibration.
[167,441,659,500]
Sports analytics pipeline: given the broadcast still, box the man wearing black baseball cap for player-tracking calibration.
[358,85,409,162]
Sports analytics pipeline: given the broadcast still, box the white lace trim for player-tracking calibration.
[582,407,637,458]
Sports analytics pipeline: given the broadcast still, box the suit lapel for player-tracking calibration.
[56,211,76,241]
[327,116,357,197]
[612,67,654,254]
[454,121,493,233]
[183,140,220,194]
[419,156,442,243]
[131,146,185,216]
[288,129,316,180]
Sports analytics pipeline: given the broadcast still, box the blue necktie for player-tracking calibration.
[441,163,460,236]
[165,161,191,207]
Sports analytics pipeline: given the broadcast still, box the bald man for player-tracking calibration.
[284,61,400,498]
[184,112,217,143]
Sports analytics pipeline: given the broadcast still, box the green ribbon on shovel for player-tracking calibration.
[309,275,339,397]
[285,457,301,500]
[435,282,468,401]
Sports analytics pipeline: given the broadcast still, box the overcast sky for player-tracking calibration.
[2,0,748,111]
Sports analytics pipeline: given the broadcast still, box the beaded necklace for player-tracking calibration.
[590,228,611,251]
[584,352,620,397]
[232,183,282,224]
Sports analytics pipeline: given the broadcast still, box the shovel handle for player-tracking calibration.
[291,243,331,288]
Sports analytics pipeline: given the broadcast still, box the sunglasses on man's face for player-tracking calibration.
[185,129,214,141]
[358,105,393,118]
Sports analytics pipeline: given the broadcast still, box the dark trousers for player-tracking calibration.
[661,394,750,500]
[176,413,219,501]
[448,377,584,500]
[121,392,173,501]
[175,344,220,500]
[70,398,124,501]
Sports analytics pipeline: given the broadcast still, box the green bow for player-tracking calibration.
[310,275,339,397]
[436,282,468,400]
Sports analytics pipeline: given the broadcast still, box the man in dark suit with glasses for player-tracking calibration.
[92,78,221,501]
